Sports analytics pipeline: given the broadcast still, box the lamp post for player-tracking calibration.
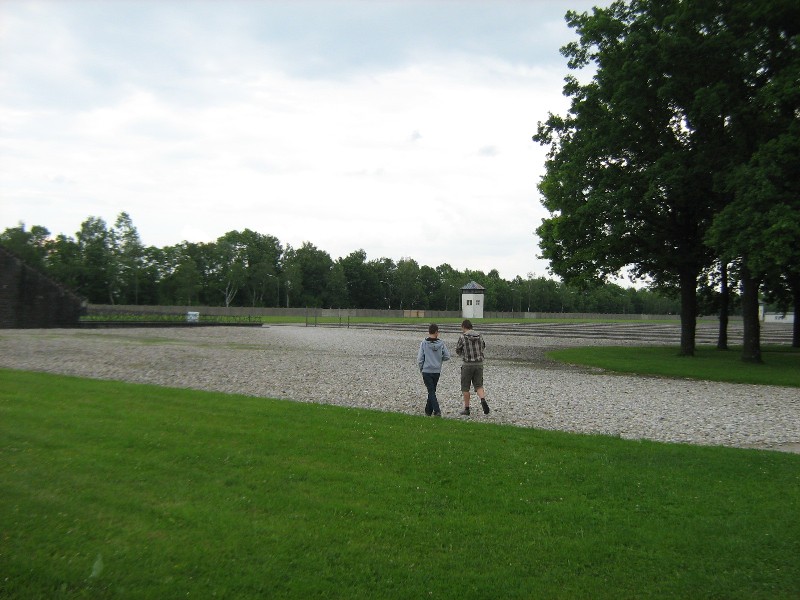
[527,271,535,312]
[380,280,392,310]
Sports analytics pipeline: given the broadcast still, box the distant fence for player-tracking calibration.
[86,304,739,322]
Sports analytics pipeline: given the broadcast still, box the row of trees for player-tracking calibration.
[534,0,799,359]
[1,215,682,315]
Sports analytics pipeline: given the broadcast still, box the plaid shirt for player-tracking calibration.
[455,331,485,363]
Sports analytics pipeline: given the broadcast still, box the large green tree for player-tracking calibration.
[534,0,798,356]
[227,229,283,307]
[708,133,800,358]
[703,0,800,360]
[75,217,118,304]
[3,211,684,314]
[112,212,145,305]
[434,264,462,312]
[282,242,334,308]
[44,234,81,292]
[337,249,382,309]
[0,223,50,270]
[395,258,424,310]
[325,262,349,308]
[418,265,441,310]
[535,0,717,355]
[160,244,203,306]
[371,257,398,310]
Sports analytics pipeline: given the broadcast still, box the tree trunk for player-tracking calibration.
[717,263,729,350]
[678,267,697,356]
[793,281,800,349]
[740,268,762,363]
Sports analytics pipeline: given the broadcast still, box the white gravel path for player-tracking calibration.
[1,325,798,453]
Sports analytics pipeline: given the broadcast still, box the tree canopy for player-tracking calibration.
[534,0,799,357]
[1,215,681,316]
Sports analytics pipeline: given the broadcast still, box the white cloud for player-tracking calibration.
[0,0,611,280]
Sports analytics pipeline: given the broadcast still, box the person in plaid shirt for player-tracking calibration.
[454,319,490,416]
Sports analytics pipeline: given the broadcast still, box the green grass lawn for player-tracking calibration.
[547,345,800,387]
[2,369,798,599]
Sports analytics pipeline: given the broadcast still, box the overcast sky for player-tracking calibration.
[1,0,610,281]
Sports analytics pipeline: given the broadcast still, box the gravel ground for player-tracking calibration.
[1,325,798,453]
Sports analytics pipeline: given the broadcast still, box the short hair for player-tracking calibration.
[461,319,473,330]
[428,323,439,334]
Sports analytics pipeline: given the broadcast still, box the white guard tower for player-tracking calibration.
[461,281,485,319]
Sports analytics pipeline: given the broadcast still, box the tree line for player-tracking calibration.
[534,0,799,359]
[2,214,682,315]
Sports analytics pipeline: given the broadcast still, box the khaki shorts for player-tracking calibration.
[460,363,484,393]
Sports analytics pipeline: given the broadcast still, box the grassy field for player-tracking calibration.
[2,369,798,599]
[548,345,800,387]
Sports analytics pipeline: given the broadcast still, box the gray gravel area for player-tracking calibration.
[1,325,798,453]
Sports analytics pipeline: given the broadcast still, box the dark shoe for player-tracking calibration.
[433,412,442,417]
[459,407,470,416]
[425,408,433,416]
[481,399,490,414]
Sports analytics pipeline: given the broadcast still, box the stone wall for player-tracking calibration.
[0,246,84,328]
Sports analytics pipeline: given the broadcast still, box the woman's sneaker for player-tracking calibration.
[480,399,490,414]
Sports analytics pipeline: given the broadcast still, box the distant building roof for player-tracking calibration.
[461,280,485,291]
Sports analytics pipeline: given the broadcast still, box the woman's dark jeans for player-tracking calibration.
[422,372,441,415]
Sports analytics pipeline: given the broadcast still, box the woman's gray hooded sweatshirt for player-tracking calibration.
[417,337,451,373]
